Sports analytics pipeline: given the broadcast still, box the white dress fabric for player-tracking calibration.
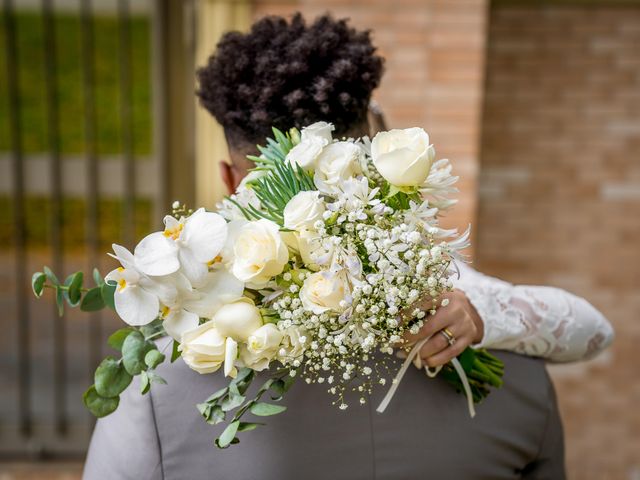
[454,262,614,362]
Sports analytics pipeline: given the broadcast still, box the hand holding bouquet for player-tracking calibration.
[32,122,503,448]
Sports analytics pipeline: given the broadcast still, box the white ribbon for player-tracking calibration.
[376,336,476,418]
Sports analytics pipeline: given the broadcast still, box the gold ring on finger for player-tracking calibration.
[439,328,456,346]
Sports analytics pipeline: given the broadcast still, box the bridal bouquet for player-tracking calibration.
[32,122,503,448]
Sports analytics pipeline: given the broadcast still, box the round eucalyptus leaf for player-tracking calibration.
[144,349,165,369]
[95,357,132,398]
[32,272,46,297]
[65,271,84,306]
[83,386,120,418]
[122,331,151,375]
[80,287,105,312]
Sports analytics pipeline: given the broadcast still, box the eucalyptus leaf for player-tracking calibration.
[204,387,228,404]
[145,350,165,369]
[140,371,150,395]
[101,281,116,310]
[216,420,239,449]
[206,405,225,425]
[31,272,46,297]
[83,386,119,418]
[107,327,135,351]
[93,268,104,286]
[81,287,106,312]
[148,371,167,385]
[250,402,287,416]
[171,340,181,363]
[122,331,152,375]
[65,272,84,306]
[43,266,59,285]
[55,286,64,316]
[94,357,132,398]
[221,384,245,412]
[237,422,264,432]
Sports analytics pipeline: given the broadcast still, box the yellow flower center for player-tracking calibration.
[117,278,127,292]
[163,223,184,241]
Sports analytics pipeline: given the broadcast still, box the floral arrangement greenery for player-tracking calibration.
[33,122,504,448]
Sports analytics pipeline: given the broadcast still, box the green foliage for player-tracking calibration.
[170,340,181,363]
[197,367,296,449]
[121,331,154,376]
[31,265,114,316]
[94,357,133,398]
[80,287,105,311]
[83,386,119,418]
[101,282,116,310]
[64,272,84,306]
[215,421,240,449]
[250,402,287,416]
[229,127,315,225]
[440,348,504,404]
[31,272,46,297]
[144,350,165,369]
[107,327,136,352]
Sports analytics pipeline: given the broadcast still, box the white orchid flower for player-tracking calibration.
[161,270,245,342]
[135,208,228,288]
[106,244,183,327]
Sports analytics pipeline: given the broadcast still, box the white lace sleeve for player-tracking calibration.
[452,262,614,363]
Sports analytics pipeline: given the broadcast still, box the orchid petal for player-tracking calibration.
[134,231,180,276]
[184,270,245,318]
[178,248,208,288]
[109,244,135,269]
[114,285,159,326]
[163,309,200,342]
[182,209,228,263]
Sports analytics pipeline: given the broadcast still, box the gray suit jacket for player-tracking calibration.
[84,343,565,480]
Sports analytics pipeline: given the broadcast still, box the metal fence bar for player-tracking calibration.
[118,0,135,248]
[3,0,31,437]
[80,0,102,376]
[42,0,67,436]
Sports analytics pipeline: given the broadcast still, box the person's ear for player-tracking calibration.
[219,161,245,194]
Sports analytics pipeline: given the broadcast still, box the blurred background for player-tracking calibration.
[1,0,638,478]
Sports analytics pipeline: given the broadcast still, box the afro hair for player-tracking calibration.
[196,13,384,146]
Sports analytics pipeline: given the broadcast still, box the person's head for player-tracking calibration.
[195,13,384,191]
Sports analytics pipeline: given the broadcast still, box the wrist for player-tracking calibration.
[457,289,484,344]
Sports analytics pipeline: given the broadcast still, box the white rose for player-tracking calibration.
[371,127,435,187]
[213,300,263,342]
[286,136,327,170]
[240,323,283,371]
[278,326,308,363]
[314,142,363,186]
[299,270,350,314]
[283,191,325,232]
[180,321,231,375]
[231,219,289,286]
[301,121,334,143]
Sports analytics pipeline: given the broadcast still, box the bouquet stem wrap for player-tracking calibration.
[376,336,476,418]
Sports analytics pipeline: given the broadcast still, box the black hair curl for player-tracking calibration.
[196,13,384,146]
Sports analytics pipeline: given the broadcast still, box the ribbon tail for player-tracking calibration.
[377,337,477,418]
[451,357,476,418]
[376,337,429,414]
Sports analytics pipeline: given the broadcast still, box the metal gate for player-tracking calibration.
[1,0,196,459]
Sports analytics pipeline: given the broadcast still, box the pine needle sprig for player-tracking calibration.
[239,127,315,226]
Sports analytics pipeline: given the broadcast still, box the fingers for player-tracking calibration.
[424,336,470,368]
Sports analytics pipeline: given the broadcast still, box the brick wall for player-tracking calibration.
[478,5,640,479]
[249,1,638,478]
[252,0,489,233]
